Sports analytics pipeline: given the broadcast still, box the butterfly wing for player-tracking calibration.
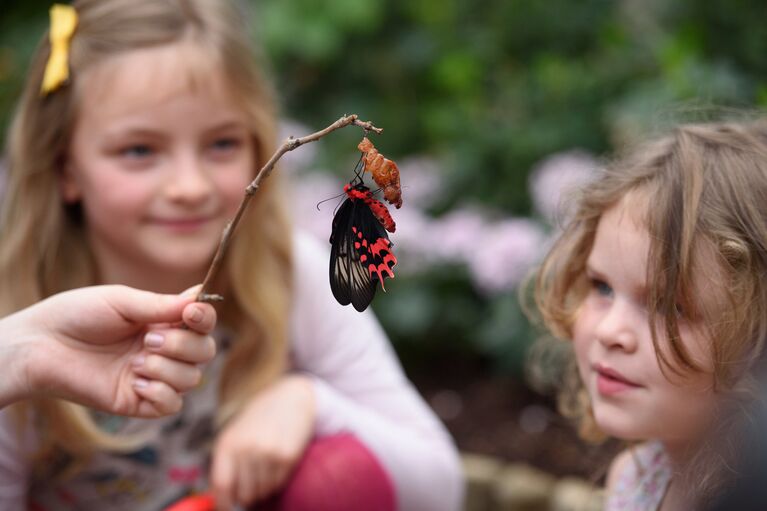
[329,198,377,311]
[329,197,396,312]
[355,200,397,290]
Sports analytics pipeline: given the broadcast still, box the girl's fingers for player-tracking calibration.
[236,459,260,505]
[257,462,284,502]
[144,329,216,365]
[211,453,235,511]
[132,353,202,392]
[237,459,287,505]
[103,285,192,325]
[270,464,291,497]
[179,284,203,298]
[132,379,183,417]
[182,302,217,334]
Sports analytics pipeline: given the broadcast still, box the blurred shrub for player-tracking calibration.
[254,0,766,215]
[258,0,766,376]
[1,0,766,377]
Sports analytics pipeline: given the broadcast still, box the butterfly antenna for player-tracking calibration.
[316,190,347,211]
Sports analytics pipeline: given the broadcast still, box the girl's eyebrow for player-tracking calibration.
[101,122,166,138]
[585,262,604,278]
[102,120,246,141]
[204,120,248,134]
[100,127,169,146]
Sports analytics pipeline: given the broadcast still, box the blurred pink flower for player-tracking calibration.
[396,156,442,209]
[388,204,435,273]
[428,207,487,261]
[529,150,597,224]
[467,218,548,295]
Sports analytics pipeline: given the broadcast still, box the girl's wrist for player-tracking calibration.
[283,373,316,406]
[251,373,316,418]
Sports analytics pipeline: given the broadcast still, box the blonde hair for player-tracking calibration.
[1,0,292,464]
[533,120,767,497]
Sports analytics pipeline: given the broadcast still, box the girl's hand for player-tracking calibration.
[211,374,316,510]
[5,285,216,416]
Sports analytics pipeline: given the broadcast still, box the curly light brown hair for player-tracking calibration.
[533,120,767,498]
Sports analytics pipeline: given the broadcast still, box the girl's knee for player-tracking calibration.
[278,434,396,511]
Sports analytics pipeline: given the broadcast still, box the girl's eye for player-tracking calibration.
[210,137,241,152]
[590,278,613,297]
[120,144,154,159]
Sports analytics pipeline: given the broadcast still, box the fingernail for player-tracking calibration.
[145,332,165,348]
[132,354,146,367]
[133,378,149,389]
[181,284,202,298]
[189,306,204,323]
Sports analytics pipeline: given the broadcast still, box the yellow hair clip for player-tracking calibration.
[40,4,78,96]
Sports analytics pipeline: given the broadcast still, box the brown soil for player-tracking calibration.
[407,354,620,483]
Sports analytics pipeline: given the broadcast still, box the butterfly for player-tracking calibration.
[329,170,397,312]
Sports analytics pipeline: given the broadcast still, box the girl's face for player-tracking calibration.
[63,44,254,292]
[572,195,717,449]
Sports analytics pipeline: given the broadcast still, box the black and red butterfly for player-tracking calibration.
[329,164,397,312]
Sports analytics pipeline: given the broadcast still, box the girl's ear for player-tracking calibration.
[60,162,81,203]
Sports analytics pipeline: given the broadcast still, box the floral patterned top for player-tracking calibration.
[605,441,672,511]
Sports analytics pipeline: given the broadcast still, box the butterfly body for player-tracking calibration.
[343,184,396,233]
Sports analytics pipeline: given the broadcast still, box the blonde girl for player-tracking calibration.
[535,120,767,509]
[0,1,463,510]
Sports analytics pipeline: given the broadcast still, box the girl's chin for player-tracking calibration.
[591,409,649,441]
[135,254,213,282]
[143,244,218,268]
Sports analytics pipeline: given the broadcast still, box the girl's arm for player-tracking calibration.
[288,231,464,511]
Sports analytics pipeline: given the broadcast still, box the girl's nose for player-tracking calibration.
[594,298,640,352]
[164,153,213,205]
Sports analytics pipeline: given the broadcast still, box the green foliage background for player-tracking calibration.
[1,0,766,378]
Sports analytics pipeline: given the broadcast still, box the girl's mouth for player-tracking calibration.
[593,363,642,396]
[150,216,213,232]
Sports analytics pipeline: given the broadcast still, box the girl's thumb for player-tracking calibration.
[180,284,203,298]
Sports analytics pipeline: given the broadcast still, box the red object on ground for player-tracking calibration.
[163,493,215,511]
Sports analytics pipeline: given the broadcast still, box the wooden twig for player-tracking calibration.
[196,114,383,302]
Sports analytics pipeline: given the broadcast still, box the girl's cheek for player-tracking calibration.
[573,337,591,375]
[217,167,251,203]
[571,308,597,375]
